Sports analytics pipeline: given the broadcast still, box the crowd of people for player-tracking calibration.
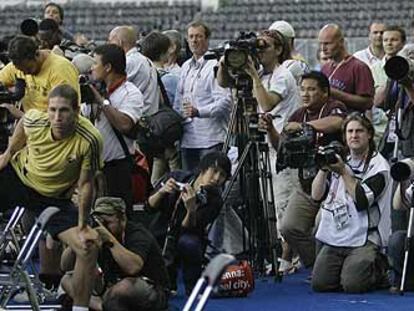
[0,1,414,310]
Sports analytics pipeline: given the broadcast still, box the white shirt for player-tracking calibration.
[260,65,301,133]
[174,55,232,149]
[125,47,159,116]
[316,153,392,248]
[354,47,383,69]
[82,81,144,162]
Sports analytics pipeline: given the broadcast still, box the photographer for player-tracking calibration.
[372,26,414,160]
[83,44,144,217]
[0,35,80,116]
[264,71,346,272]
[311,113,391,293]
[61,197,170,311]
[387,175,414,292]
[217,29,300,133]
[146,151,231,294]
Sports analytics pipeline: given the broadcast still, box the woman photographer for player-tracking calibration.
[311,113,392,293]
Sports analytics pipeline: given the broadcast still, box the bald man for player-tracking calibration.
[108,26,160,116]
[318,24,374,113]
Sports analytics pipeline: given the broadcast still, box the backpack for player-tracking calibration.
[126,70,183,157]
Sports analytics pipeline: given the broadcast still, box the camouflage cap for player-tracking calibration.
[91,197,126,216]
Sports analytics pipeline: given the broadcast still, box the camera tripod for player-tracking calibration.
[222,75,281,280]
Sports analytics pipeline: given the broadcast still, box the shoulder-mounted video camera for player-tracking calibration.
[276,124,344,172]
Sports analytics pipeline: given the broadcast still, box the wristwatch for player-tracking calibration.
[102,99,111,106]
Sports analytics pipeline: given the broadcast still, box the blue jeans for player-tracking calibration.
[181,144,223,172]
[388,230,414,290]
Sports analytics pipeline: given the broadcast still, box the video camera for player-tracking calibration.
[276,124,344,172]
[0,79,26,152]
[205,31,265,71]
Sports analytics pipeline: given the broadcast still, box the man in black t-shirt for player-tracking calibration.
[260,71,346,270]
[61,197,170,311]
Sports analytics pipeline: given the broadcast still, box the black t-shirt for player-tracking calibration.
[147,170,223,246]
[98,222,170,289]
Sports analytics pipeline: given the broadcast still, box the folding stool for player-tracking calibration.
[0,206,61,311]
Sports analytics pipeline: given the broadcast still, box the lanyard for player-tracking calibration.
[181,58,207,98]
[302,103,328,144]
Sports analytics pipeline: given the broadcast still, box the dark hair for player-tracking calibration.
[140,31,171,62]
[384,25,406,44]
[198,151,231,179]
[342,112,376,173]
[8,35,38,64]
[94,44,126,75]
[102,278,153,311]
[301,71,331,96]
[163,30,182,56]
[44,2,64,24]
[186,21,211,39]
[48,84,79,110]
[260,29,290,64]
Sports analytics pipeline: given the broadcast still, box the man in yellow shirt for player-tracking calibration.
[0,35,80,118]
[0,84,103,311]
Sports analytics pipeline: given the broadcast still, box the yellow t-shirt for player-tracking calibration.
[0,51,80,112]
[11,109,103,199]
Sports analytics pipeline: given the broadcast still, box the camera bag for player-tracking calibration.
[212,260,255,298]
[126,71,183,157]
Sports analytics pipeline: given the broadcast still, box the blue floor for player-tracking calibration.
[170,270,414,311]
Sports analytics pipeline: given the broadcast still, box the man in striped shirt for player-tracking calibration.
[0,84,104,311]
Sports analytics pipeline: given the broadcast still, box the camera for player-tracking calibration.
[277,124,344,172]
[79,75,96,104]
[205,31,264,71]
[391,158,414,182]
[315,141,344,168]
[384,55,414,82]
[277,124,316,171]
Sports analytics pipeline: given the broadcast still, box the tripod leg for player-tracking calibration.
[257,143,281,281]
[400,205,414,294]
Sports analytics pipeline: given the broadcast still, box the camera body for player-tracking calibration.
[79,75,96,104]
[277,124,344,172]
[223,32,264,71]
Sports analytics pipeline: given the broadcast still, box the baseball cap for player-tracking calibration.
[268,20,295,38]
[91,197,126,216]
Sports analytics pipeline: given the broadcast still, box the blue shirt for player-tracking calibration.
[174,55,232,149]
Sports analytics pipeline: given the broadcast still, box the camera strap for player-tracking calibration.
[327,55,352,81]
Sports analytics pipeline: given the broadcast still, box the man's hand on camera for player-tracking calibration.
[326,155,346,175]
[94,218,115,245]
[0,103,23,119]
[284,122,302,133]
[258,113,274,132]
[160,178,181,194]
[88,84,104,105]
[244,56,259,80]
[182,185,197,212]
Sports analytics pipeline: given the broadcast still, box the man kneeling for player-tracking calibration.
[61,197,170,311]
